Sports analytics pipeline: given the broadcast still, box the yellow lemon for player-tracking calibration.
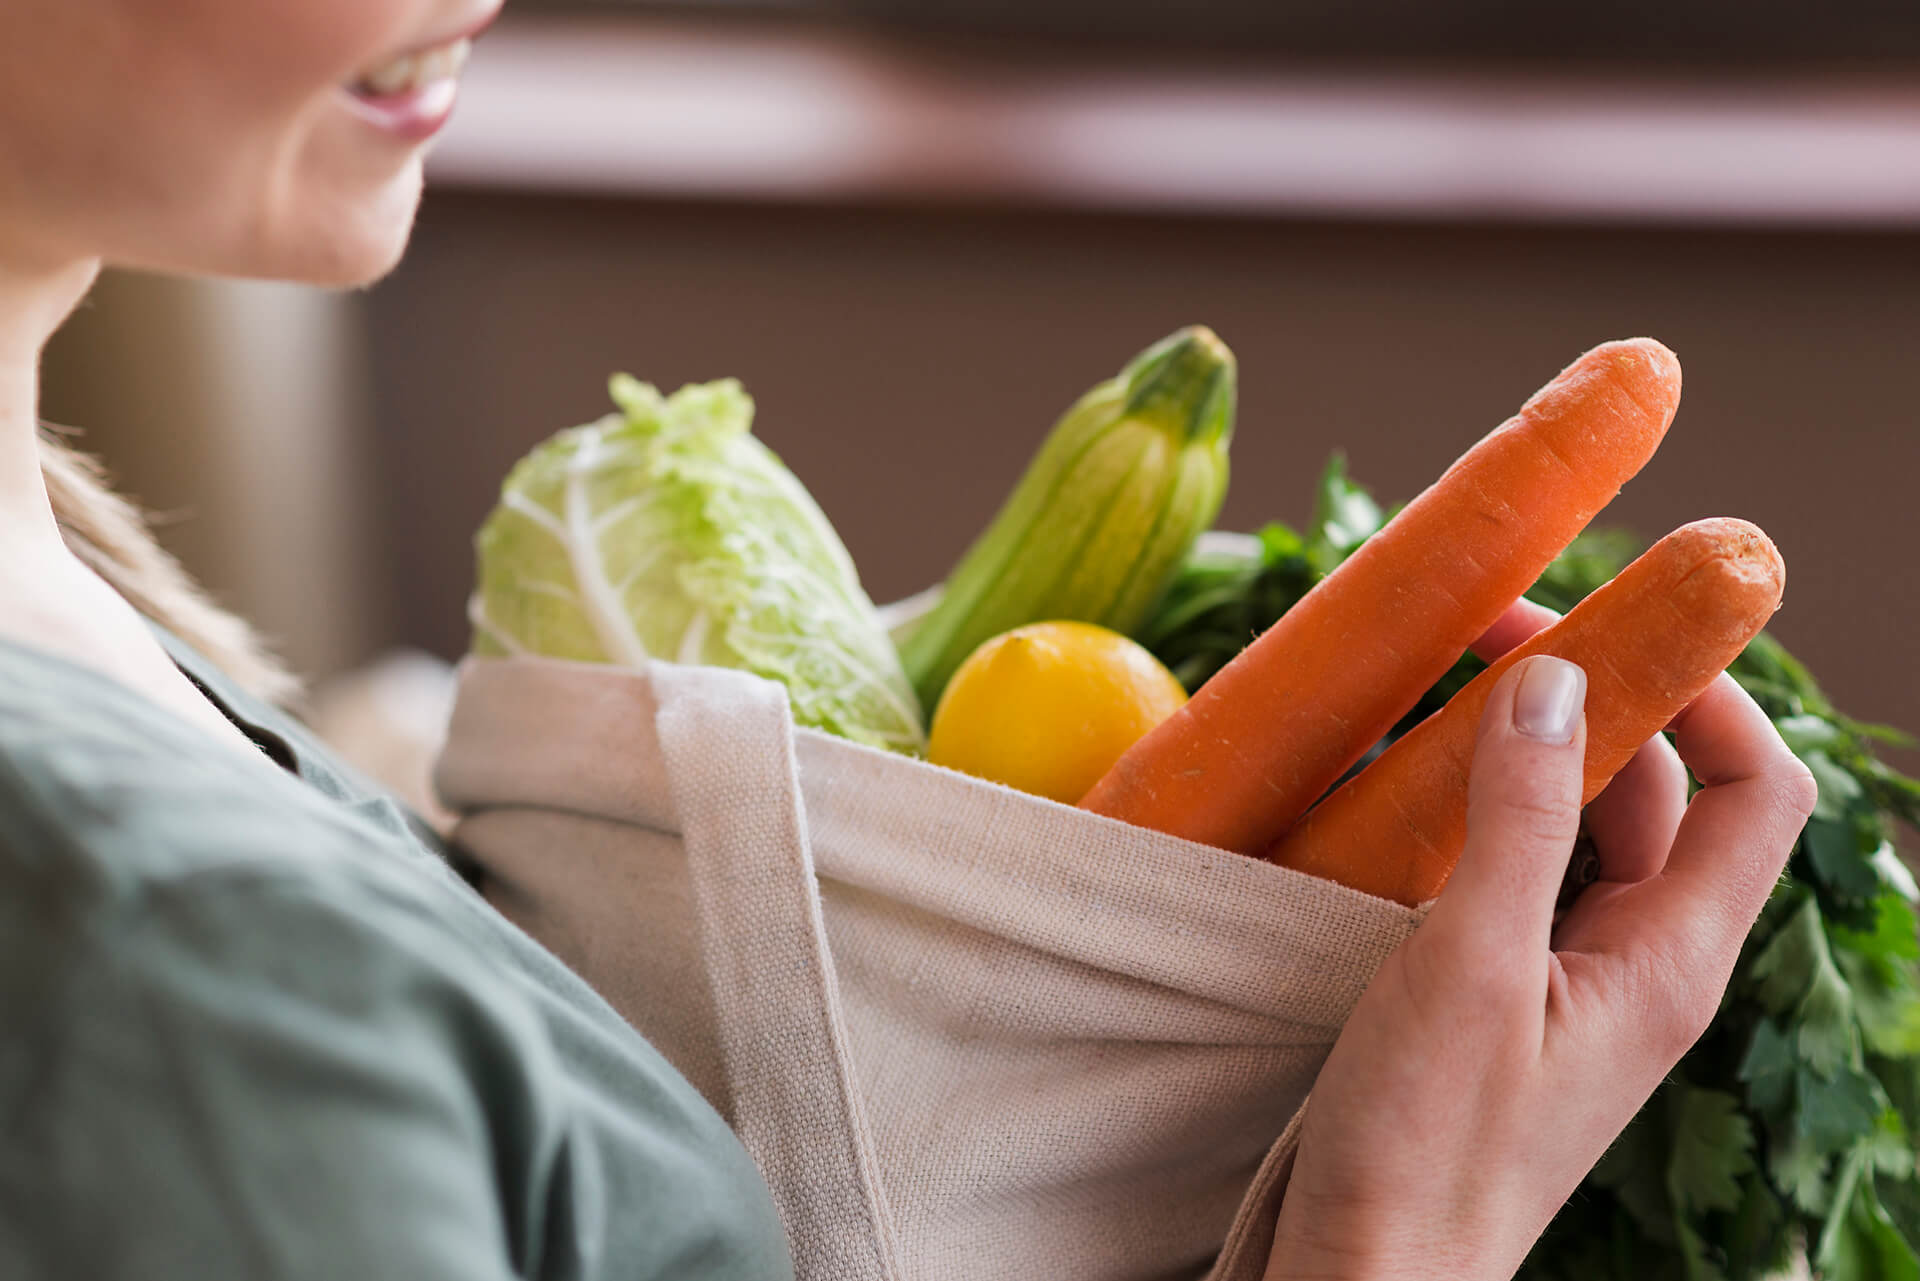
[927,621,1188,804]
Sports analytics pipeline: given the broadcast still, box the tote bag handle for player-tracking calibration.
[653,665,907,1281]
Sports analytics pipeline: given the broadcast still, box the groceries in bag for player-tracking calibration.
[453,328,1920,1278]
[896,325,1235,718]
[925,620,1187,804]
[1081,338,1682,854]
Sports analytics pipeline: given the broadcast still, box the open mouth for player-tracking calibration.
[348,35,474,103]
[342,10,498,141]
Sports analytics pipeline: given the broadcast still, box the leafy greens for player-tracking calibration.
[469,376,926,755]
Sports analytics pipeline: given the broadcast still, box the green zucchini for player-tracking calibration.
[900,325,1235,716]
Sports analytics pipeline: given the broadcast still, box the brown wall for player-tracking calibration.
[41,273,382,679]
[364,194,1919,785]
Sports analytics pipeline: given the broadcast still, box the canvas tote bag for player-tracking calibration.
[435,654,1427,1281]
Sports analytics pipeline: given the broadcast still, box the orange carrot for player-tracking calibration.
[1268,518,1785,905]
[1080,338,1682,853]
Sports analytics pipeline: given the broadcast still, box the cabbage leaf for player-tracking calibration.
[469,375,925,754]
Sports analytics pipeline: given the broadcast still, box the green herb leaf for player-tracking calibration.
[1882,1169,1920,1243]
[1877,845,1920,903]
[1868,1108,1917,1181]
[1771,1129,1835,1216]
[1834,894,1920,972]
[1594,1105,1679,1244]
[1747,895,1825,1017]
[1738,1017,1798,1115]
[1721,1176,1792,1279]
[1668,1086,1757,1216]
[1305,452,1384,572]
[1798,1067,1887,1152]
[1808,750,1869,824]
[1778,713,1847,755]
[1805,818,1885,903]
[1675,1217,1731,1281]
[1854,971,1920,1061]
[1815,1146,1920,1280]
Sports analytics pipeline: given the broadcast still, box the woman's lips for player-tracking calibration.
[341,77,462,143]
[342,5,499,144]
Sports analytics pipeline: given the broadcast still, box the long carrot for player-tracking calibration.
[1268,518,1785,905]
[1080,338,1682,853]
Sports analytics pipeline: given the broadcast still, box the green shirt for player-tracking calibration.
[0,629,794,1281]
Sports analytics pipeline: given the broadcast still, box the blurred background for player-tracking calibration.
[39,1,1920,805]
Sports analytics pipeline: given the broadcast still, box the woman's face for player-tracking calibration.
[0,0,499,287]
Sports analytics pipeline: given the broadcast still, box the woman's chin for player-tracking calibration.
[270,188,420,286]
[290,171,424,287]
[215,155,427,288]
[300,224,414,289]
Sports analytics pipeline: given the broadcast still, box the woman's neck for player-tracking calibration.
[0,252,102,550]
[0,252,279,766]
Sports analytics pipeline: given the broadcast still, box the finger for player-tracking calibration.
[1424,655,1589,970]
[1471,598,1561,663]
[1554,675,1816,1033]
[1647,676,1816,957]
[1473,597,1682,888]
[1580,731,1688,884]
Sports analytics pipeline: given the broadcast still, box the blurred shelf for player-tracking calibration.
[494,0,1920,65]
[429,14,1920,226]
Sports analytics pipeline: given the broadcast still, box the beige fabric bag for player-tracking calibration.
[436,655,1427,1281]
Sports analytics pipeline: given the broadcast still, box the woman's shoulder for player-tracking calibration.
[0,635,795,1281]
[0,632,546,1049]
[0,630,421,903]
[0,630,515,1029]
[0,788,567,1277]
[2,842,792,1280]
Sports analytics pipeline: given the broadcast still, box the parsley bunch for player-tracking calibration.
[1138,458,1920,1277]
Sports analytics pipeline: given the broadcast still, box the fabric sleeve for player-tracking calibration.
[0,865,590,1281]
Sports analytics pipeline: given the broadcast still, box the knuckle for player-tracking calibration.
[1622,941,1721,1058]
[1418,927,1534,1020]
[1664,984,1721,1057]
[1475,772,1581,846]
[1776,759,1821,823]
[1475,953,1541,1012]
[1393,944,1453,1025]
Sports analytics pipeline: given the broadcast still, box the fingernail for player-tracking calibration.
[1512,657,1586,743]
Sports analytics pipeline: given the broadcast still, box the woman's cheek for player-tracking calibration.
[168,0,444,283]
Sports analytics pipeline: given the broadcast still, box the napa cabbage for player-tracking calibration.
[469,375,925,754]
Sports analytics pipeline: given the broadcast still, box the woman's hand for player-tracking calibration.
[1265,605,1819,1280]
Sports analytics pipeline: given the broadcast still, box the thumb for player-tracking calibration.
[1425,655,1589,963]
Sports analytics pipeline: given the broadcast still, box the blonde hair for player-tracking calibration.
[38,426,301,706]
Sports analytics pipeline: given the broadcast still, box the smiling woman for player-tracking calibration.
[0,2,1839,1278]
[0,3,797,1279]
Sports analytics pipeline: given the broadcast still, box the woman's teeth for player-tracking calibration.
[353,37,472,98]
